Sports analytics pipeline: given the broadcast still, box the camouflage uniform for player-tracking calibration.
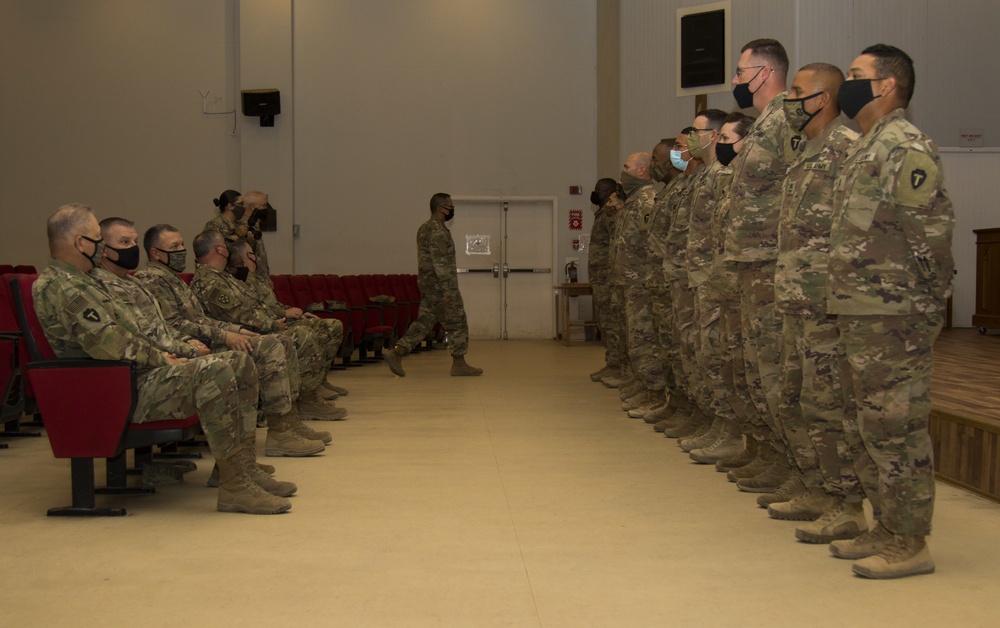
[246,271,344,363]
[205,213,271,280]
[190,264,329,394]
[395,216,469,357]
[134,262,295,415]
[615,178,663,393]
[687,160,740,427]
[775,120,859,497]
[723,92,803,443]
[588,203,619,369]
[828,109,955,536]
[34,260,259,456]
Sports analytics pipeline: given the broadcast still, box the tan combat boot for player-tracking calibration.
[207,461,275,488]
[265,413,326,457]
[737,452,793,493]
[680,415,723,452]
[216,453,292,514]
[767,487,839,521]
[755,474,805,508]
[384,346,407,377]
[716,436,756,473]
[794,499,867,543]
[298,391,348,421]
[829,520,894,559]
[283,405,333,444]
[852,535,935,579]
[689,420,744,464]
[726,440,773,482]
[239,434,297,497]
[450,355,483,376]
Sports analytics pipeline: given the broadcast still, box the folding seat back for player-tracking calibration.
[270,274,294,307]
[287,275,314,310]
[180,272,194,285]
[13,265,36,274]
[0,265,14,275]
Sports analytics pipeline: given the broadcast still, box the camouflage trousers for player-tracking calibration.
[737,261,783,445]
[290,316,343,373]
[625,283,665,391]
[591,282,620,369]
[649,283,681,401]
[397,285,469,357]
[281,325,328,394]
[837,312,943,536]
[671,278,710,410]
[780,313,852,496]
[712,263,766,438]
[214,334,295,416]
[694,282,739,424]
[607,285,631,374]
[135,350,259,459]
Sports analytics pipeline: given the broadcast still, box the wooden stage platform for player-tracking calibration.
[930,328,1000,502]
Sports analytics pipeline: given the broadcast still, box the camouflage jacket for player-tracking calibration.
[91,268,199,358]
[246,272,287,319]
[686,160,733,287]
[204,213,271,279]
[646,174,687,286]
[723,92,803,262]
[827,109,955,316]
[190,264,280,333]
[588,205,615,285]
[133,262,242,346]
[32,259,170,371]
[608,181,656,286]
[775,120,859,315]
[662,165,706,283]
[416,217,458,293]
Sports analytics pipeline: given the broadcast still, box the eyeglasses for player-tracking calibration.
[735,65,765,79]
[687,128,712,135]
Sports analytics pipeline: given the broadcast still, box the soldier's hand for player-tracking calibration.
[187,339,210,356]
[303,312,319,319]
[164,353,188,366]
[235,224,249,237]
[224,331,254,353]
[284,307,304,319]
[238,327,259,337]
[275,317,288,331]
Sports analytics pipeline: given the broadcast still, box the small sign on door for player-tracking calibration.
[466,234,491,255]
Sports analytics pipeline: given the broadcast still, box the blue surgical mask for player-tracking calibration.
[670,149,689,171]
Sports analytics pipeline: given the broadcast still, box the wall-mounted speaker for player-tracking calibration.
[241,89,281,127]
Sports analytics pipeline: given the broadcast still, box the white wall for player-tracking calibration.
[0,0,241,270]
[291,0,597,276]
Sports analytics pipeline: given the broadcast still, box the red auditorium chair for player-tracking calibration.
[11,275,202,516]
[324,275,365,367]
[0,265,14,275]
[270,274,294,307]
[304,275,353,364]
[339,275,394,362]
[0,273,42,442]
[13,265,36,274]
[180,272,194,285]
[358,274,400,339]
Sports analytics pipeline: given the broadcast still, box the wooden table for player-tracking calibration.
[553,282,597,345]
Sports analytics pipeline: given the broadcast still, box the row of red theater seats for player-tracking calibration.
[0,265,37,275]
[177,272,428,364]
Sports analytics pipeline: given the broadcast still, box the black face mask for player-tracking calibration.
[232,204,246,220]
[107,244,140,271]
[732,66,765,109]
[156,247,187,273]
[837,78,881,120]
[783,91,825,132]
[81,235,105,269]
[232,266,250,282]
[590,191,602,206]
[716,142,739,167]
[444,207,455,221]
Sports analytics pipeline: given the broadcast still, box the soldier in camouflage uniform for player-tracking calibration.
[588,178,624,383]
[680,109,745,464]
[612,152,666,415]
[825,45,954,580]
[239,190,273,280]
[383,193,482,377]
[35,205,289,514]
[134,224,331,457]
[761,65,864,541]
[205,189,271,282]
[227,237,349,399]
[189,230,348,421]
[723,38,803,493]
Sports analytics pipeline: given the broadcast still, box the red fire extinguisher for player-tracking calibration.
[565,261,578,283]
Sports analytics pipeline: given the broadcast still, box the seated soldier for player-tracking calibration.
[226,237,348,399]
[34,204,287,514]
[189,230,348,421]
[133,224,333,455]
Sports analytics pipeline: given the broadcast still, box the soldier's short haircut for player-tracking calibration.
[698,108,729,132]
[593,178,618,206]
[47,204,93,250]
[799,63,845,111]
[742,38,789,77]
[227,238,250,259]
[192,230,224,260]
[98,217,135,231]
[429,192,451,213]
[143,224,179,256]
[627,152,651,168]
[723,111,755,140]
[861,43,914,107]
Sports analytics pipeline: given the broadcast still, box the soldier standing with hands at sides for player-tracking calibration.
[826,44,954,580]
[384,193,483,377]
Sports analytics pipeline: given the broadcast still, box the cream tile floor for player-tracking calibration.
[2,339,1000,627]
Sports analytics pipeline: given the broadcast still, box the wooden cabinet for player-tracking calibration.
[973,228,1000,332]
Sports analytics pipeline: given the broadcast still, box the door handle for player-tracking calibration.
[492,263,499,278]
[502,262,509,278]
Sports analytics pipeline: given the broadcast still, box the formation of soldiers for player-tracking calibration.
[587,40,954,580]
[34,190,351,515]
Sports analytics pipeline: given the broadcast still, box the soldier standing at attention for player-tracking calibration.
[588,178,623,384]
[34,204,290,514]
[384,193,482,377]
[826,44,954,580]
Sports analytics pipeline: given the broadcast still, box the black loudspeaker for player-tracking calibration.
[241,89,281,127]
[680,9,726,89]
